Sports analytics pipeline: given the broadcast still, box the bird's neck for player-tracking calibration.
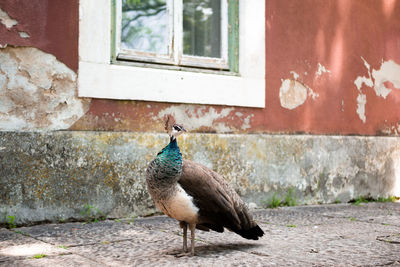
[150,137,182,190]
[157,137,182,168]
[169,136,179,148]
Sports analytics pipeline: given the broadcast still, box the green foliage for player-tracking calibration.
[286,224,296,228]
[349,217,357,221]
[284,188,297,207]
[267,193,281,209]
[58,245,68,249]
[351,195,398,205]
[33,254,46,259]
[377,196,397,202]
[5,215,16,229]
[266,188,297,209]
[352,196,369,206]
[81,204,105,223]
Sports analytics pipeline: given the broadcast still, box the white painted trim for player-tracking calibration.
[220,0,228,63]
[78,0,265,108]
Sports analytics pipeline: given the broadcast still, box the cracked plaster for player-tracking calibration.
[0,46,90,131]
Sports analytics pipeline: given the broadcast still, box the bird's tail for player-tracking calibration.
[235,224,264,240]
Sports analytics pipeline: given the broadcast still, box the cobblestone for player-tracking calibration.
[1,203,399,266]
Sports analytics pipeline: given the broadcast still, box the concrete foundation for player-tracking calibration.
[1,131,399,225]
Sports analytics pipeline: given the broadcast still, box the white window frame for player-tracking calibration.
[78,0,265,108]
[115,0,229,69]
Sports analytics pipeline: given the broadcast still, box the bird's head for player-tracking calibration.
[169,124,186,140]
[165,116,186,141]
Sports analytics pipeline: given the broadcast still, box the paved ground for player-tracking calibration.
[1,203,400,266]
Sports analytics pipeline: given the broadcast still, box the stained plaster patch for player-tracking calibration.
[0,46,90,130]
[354,57,400,123]
[157,106,236,132]
[156,105,255,132]
[279,66,324,110]
[279,79,308,110]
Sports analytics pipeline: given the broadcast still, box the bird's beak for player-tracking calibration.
[182,127,187,132]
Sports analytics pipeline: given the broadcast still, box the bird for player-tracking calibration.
[146,118,264,256]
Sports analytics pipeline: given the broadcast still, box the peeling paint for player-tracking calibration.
[0,8,17,29]
[281,69,320,110]
[18,31,30,38]
[279,79,307,110]
[315,63,331,76]
[0,47,90,130]
[354,57,400,122]
[241,114,254,130]
[306,84,319,100]
[381,123,400,136]
[354,57,374,91]
[0,8,30,40]
[290,71,299,80]
[372,60,400,98]
[356,94,367,123]
[157,105,236,132]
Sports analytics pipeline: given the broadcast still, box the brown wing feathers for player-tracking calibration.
[179,160,264,240]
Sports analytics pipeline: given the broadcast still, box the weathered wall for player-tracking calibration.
[0,0,78,71]
[0,0,399,134]
[0,46,89,130]
[72,0,400,135]
[1,131,399,225]
[265,0,400,135]
[1,1,400,224]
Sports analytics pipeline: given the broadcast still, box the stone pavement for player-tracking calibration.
[1,203,399,266]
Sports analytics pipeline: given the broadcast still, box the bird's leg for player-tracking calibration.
[179,221,188,252]
[189,223,196,256]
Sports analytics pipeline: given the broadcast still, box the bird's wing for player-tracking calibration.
[178,160,256,233]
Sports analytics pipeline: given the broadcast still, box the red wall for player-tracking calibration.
[1,0,400,135]
[264,0,400,135]
[0,0,78,71]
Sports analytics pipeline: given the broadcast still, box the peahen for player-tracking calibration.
[146,120,264,256]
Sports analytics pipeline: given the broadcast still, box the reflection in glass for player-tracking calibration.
[183,0,221,58]
[121,0,168,54]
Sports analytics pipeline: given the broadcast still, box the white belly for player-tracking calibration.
[156,184,199,224]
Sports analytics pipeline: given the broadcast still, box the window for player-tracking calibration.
[78,0,265,107]
[113,0,235,71]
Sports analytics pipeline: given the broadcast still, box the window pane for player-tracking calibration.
[121,0,169,54]
[183,0,221,58]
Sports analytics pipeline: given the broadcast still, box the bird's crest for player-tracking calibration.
[164,115,175,132]
[164,116,186,140]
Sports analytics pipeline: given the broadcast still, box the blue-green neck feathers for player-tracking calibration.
[158,138,181,158]
[155,137,182,179]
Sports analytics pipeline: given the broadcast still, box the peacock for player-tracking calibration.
[146,119,264,256]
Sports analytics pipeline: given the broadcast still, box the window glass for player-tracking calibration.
[183,0,221,58]
[115,0,232,70]
[121,0,169,54]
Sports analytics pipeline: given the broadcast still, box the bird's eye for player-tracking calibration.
[173,125,181,131]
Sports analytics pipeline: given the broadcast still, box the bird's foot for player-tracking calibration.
[166,249,194,257]
[174,251,195,257]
